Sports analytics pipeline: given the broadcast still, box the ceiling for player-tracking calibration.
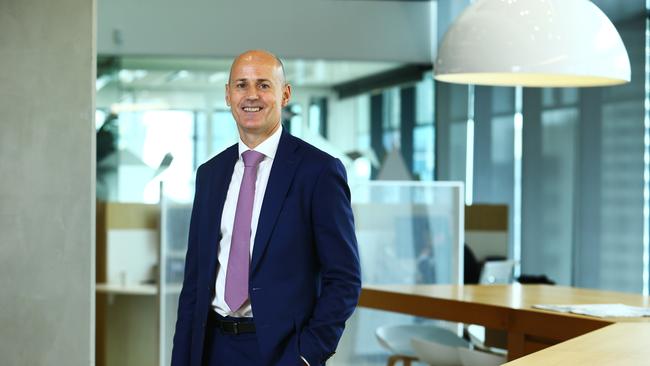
[98,56,404,91]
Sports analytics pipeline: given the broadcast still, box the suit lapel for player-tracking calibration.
[251,131,301,272]
[203,144,238,276]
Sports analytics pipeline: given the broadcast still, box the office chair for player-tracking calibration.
[376,324,465,366]
[410,332,469,366]
[457,347,506,366]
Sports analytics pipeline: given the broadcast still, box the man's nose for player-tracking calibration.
[245,88,259,99]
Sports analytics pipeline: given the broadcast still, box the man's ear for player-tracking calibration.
[282,84,292,107]
[225,83,231,106]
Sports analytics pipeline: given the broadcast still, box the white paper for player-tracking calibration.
[533,303,650,318]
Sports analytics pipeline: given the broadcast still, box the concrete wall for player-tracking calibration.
[98,0,434,63]
[0,0,96,365]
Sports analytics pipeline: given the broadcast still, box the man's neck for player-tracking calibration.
[239,122,280,149]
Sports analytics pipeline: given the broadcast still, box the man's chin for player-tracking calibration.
[236,119,279,134]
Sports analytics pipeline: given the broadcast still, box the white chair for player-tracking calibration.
[466,260,516,355]
[376,324,466,366]
[479,260,516,285]
[376,324,434,366]
[457,347,506,366]
[409,329,470,366]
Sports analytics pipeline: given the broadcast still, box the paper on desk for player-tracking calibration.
[532,303,650,318]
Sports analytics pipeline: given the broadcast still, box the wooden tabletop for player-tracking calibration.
[360,284,650,322]
[502,323,650,366]
[359,284,650,361]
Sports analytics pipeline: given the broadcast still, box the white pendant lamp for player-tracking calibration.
[434,0,631,87]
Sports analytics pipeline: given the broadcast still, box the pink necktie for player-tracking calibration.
[225,150,265,312]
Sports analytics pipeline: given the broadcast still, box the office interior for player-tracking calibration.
[2,0,650,365]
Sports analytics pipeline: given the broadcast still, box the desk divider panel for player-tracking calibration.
[329,181,464,363]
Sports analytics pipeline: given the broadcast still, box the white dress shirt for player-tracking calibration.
[212,125,282,317]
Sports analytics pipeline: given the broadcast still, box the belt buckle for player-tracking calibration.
[221,320,239,335]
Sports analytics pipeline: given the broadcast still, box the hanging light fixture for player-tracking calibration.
[434,0,631,87]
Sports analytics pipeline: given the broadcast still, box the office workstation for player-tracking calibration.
[3,1,650,365]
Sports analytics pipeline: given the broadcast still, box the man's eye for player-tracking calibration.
[260,84,270,89]
[236,83,246,88]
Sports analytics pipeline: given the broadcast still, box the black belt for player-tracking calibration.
[208,311,256,335]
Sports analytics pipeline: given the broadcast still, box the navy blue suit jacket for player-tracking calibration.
[171,130,362,366]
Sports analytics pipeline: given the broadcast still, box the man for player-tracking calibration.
[171,50,362,366]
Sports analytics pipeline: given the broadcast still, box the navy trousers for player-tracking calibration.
[202,314,264,366]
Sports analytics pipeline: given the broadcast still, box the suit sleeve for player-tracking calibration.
[299,158,362,365]
[170,166,204,366]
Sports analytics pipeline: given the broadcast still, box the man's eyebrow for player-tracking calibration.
[231,78,272,83]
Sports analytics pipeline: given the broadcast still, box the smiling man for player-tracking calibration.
[171,50,361,366]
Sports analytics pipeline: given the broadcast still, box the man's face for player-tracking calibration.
[226,54,291,137]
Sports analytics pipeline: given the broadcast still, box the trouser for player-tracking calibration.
[202,312,263,366]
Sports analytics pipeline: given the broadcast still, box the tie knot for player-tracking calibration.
[242,150,265,167]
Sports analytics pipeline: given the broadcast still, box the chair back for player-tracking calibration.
[457,347,506,366]
[376,324,459,356]
[479,260,516,284]
[410,333,468,366]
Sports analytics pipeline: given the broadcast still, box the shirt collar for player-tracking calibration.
[237,124,282,161]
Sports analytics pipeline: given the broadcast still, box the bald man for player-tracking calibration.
[171,50,361,366]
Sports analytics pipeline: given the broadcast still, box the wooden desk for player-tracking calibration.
[359,284,650,361]
[502,323,650,365]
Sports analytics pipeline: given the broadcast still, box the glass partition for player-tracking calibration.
[352,181,464,286]
[158,182,193,366]
[329,181,464,365]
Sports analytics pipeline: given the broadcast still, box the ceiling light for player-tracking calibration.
[434,0,631,87]
[208,72,228,83]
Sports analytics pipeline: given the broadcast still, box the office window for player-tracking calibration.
[435,82,469,182]
[413,125,434,181]
[103,110,196,203]
[599,101,644,292]
[382,87,401,152]
[414,74,435,181]
[523,106,578,285]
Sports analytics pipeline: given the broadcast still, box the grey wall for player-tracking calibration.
[98,0,433,63]
[0,0,96,365]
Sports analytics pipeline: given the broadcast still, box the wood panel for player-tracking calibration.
[465,204,508,231]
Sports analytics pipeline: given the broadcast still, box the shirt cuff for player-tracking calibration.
[300,356,310,366]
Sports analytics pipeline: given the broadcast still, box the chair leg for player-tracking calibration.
[387,355,400,366]
[403,356,417,366]
[386,355,418,366]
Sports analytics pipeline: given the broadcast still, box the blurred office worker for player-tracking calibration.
[171,50,362,366]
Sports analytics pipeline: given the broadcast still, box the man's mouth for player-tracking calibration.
[242,107,262,112]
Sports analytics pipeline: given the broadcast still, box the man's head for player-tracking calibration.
[226,50,291,145]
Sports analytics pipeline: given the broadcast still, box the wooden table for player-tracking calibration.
[502,322,650,365]
[359,284,650,361]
